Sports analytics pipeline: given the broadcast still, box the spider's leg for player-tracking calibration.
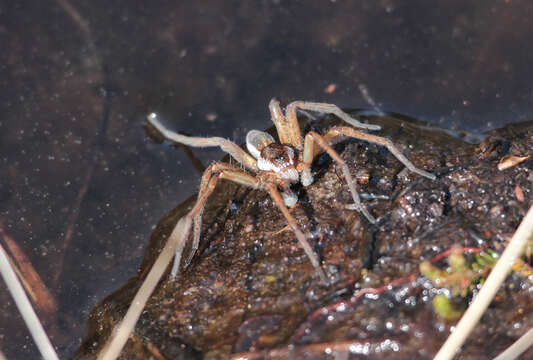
[169,186,215,277]
[325,126,436,180]
[269,99,293,146]
[187,163,217,268]
[266,183,328,284]
[185,163,259,268]
[279,181,298,208]
[285,101,382,133]
[302,131,377,224]
[147,113,258,172]
[270,98,309,149]
[171,164,259,277]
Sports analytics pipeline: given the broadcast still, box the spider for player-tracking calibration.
[147,99,435,283]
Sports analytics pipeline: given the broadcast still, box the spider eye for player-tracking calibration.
[246,130,275,159]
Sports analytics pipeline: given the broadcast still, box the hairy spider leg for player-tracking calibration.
[302,131,377,224]
[170,176,215,277]
[147,113,327,282]
[174,166,328,282]
[171,166,260,277]
[284,101,382,141]
[269,99,382,151]
[147,113,258,172]
[268,99,293,147]
[323,126,436,180]
[266,183,328,283]
[180,172,327,283]
[185,163,259,268]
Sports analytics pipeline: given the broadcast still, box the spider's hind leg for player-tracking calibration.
[301,131,377,224]
[324,127,436,180]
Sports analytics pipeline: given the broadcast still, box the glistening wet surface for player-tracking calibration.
[2,1,533,358]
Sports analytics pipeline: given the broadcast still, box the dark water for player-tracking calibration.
[1,1,532,358]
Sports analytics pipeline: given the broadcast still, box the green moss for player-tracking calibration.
[432,294,463,321]
[421,247,498,319]
[264,275,277,283]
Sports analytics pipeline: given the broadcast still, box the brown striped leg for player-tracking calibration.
[266,183,328,284]
[147,113,258,172]
[301,131,377,224]
[172,163,259,277]
[322,126,436,180]
[284,101,382,140]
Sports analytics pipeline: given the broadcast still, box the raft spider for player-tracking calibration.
[147,99,435,283]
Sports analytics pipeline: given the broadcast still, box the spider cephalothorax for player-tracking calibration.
[148,99,435,283]
[249,132,299,183]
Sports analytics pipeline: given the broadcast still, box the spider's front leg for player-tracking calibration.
[268,99,381,151]
[147,113,258,172]
[146,114,262,276]
[284,101,382,133]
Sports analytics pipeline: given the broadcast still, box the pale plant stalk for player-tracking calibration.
[493,327,533,360]
[97,217,190,360]
[434,203,533,360]
[0,243,59,360]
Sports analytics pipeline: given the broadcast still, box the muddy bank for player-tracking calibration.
[75,113,532,359]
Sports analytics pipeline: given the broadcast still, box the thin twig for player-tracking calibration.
[0,243,59,360]
[493,327,533,360]
[434,203,533,360]
[97,217,190,360]
[0,224,57,318]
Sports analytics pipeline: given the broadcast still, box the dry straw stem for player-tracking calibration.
[97,216,190,360]
[493,327,533,360]
[434,203,533,360]
[0,243,59,360]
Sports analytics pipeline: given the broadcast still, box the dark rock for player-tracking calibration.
[75,113,533,360]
